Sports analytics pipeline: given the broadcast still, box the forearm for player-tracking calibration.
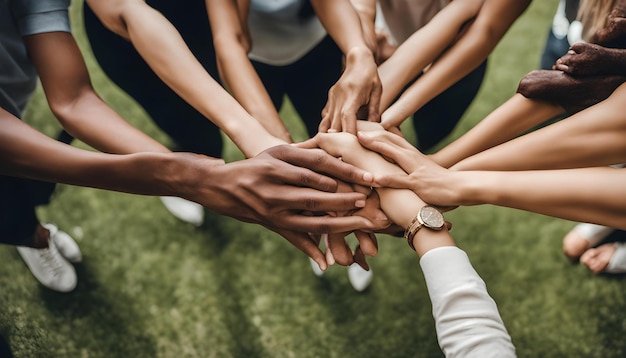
[382,0,530,124]
[452,84,626,171]
[208,0,291,142]
[349,0,378,53]
[432,94,564,168]
[88,0,283,156]
[378,0,484,109]
[24,31,169,155]
[420,246,515,357]
[454,167,626,229]
[311,0,371,55]
[52,92,170,154]
[213,41,290,141]
[0,110,181,195]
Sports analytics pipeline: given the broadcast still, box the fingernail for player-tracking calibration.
[355,200,366,208]
[376,213,389,221]
[363,172,373,182]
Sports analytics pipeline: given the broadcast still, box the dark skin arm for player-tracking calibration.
[0,107,381,270]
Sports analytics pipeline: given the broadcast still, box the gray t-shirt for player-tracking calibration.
[0,0,71,117]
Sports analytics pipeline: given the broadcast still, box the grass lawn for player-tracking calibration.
[2,1,626,357]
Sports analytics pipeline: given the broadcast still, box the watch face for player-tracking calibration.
[420,206,445,229]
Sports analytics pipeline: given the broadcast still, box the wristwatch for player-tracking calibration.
[404,205,445,251]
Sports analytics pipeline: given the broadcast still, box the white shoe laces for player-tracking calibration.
[37,241,66,278]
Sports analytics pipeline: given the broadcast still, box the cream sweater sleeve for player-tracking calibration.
[420,246,516,357]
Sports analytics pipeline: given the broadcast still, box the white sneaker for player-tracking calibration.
[17,237,77,292]
[160,196,204,226]
[348,263,373,292]
[43,223,82,263]
[310,257,325,277]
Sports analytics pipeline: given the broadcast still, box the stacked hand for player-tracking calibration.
[517,0,626,114]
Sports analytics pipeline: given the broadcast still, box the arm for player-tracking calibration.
[431,94,564,168]
[348,0,378,54]
[357,129,626,230]
[381,0,531,129]
[311,0,383,133]
[85,0,284,157]
[206,0,292,143]
[23,31,169,154]
[377,0,484,110]
[311,130,515,357]
[452,82,626,171]
[0,107,385,270]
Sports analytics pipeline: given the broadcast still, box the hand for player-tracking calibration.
[516,69,626,114]
[318,47,383,134]
[589,2,626,48]
[182,145,378,270]
[374,28,397,64]
[554,43,626,76]
[357,130,462,208]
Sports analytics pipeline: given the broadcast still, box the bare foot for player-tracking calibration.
[562,223,614,260]
[580,243,618,274]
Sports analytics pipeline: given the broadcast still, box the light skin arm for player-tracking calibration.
[451,82,626,171]
[311,0,383,133]
[348,0,378,54]
[430,94,564,168]
[307,130,455,256]
[23,31,169,154]
[206,0,292,143]
[378,0,484,110]
[85,0,284,157]
[357,130,626,230]
[309,130,516,356]
[381,0,531,130]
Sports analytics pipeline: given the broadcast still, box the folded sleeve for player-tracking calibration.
[420,246,516,358]
[10,0,71,36]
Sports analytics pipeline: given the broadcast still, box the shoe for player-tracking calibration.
[17,237,77,292]
[43,223,82,263]
[160,196,204,226]
[348,263,373,292]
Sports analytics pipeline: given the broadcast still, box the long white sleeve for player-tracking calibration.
[420,246,516,357]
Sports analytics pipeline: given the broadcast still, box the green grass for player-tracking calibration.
[2,1,625,357]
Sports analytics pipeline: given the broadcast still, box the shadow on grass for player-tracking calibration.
[195,212,270,357]
[38,261,157,356]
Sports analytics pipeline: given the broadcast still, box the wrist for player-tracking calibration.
[346,46,375,65]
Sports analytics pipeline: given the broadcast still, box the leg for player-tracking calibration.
[285,36,343,137]
[0,176,77,292]
[83,2,223,158]
[412,60,487,152]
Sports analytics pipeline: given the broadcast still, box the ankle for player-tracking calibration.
[29,224,50,249]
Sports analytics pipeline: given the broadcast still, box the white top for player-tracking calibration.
[420,246,516,357]
[551,0,582,45]
[247,0,327,66]
[378,0,449,44]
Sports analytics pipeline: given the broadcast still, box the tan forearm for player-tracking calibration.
[88,0,283,156]
[458,167,626,229]
[378,0,484,109]
[433,94,564,168]
[452,84,626,171]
